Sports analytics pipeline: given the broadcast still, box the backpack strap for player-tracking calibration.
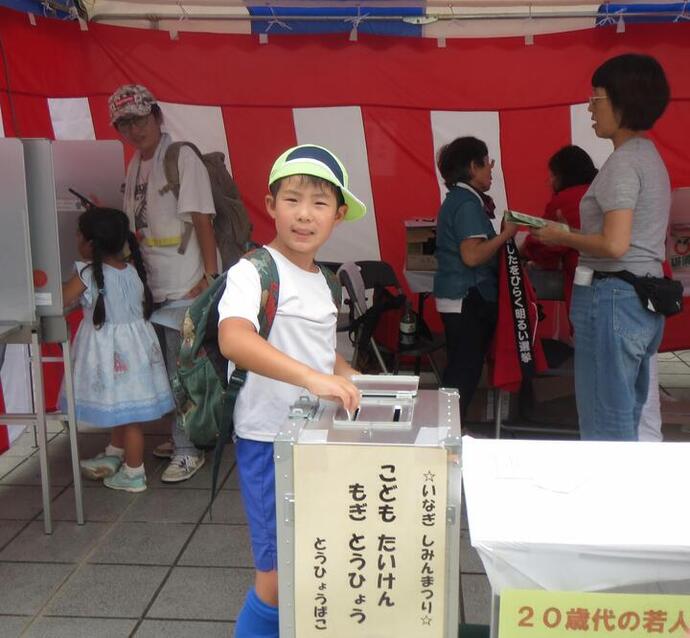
[318,263,343,310]
[160,141,205,200]
[159,141,207,256]
[210,247,279,508]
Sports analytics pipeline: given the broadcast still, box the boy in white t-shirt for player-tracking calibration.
[217,145,365,637]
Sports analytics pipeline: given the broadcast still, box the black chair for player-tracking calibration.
[339,260,445,382]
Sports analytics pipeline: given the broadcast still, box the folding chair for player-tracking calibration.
[338,262,389,373]
[339,260,444,382]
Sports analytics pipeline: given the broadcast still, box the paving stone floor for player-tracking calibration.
[2,349,690,637]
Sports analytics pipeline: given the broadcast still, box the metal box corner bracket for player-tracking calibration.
[275,376,462,638]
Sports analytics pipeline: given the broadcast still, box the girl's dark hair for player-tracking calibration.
[436,137,489,189]
[548,145,598,193]
[592,53,670,131]
[77,208,153,329]
[269,174,346,208]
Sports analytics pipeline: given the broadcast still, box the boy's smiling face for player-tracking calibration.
[266,175,347,270]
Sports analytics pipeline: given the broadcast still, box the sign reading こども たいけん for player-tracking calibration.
[293,444,448,637]
[499,589,690,638]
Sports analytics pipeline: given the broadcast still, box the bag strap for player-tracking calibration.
[160,141,205,200]
[210,247,280,508]
[318,263,343,309]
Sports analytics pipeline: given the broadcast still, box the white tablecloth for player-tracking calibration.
[462,436,690,594]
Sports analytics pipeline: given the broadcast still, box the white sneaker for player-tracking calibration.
[161,454,205,483]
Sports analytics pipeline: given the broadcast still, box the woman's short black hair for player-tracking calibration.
[437,137,489,189]
[548,145,598,193]
[592,53,670,131]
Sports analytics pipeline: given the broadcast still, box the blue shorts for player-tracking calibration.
[235,437,277,572]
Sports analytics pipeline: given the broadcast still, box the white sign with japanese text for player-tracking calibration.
[293,444,448,637]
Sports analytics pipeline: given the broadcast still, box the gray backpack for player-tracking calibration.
[161,141,253,270]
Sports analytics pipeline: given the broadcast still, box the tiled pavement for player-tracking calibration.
[2,351,690,637]
[0,423,490,637]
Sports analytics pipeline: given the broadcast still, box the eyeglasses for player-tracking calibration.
[115,114,151,132]
[588,96,609,108]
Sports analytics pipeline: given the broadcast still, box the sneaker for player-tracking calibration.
[103,467,147,493]
[153,439,174,459]
[161,454,205,483]
[80,453,122,480]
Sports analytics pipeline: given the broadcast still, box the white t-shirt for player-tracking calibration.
[124,136,216,302]
[217,246,338,441]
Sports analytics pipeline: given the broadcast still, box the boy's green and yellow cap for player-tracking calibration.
[268,144,367,221]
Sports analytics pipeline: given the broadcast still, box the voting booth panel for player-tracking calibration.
[22,139,124,340]
[0,139,34,331]
[0,139,123,530]
[275,376,462,638]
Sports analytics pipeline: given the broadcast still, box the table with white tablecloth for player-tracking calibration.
[461,436,690,635]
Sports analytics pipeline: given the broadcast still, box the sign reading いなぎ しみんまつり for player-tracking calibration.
[499,589,690,638]
[293,444,448,637]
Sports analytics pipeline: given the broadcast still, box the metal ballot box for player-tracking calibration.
[275,375,462,638]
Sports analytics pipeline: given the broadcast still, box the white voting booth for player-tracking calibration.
[461,437,690,637]
[275,375,462,637]
[0,139,124,533]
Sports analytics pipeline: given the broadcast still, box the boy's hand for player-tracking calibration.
[184,275,210,299]
[305,371,360,413]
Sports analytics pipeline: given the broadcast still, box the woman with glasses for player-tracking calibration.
[433,136,518,419]
[531,54,671,441]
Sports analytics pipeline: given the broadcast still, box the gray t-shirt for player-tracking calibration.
[579,137,670,277]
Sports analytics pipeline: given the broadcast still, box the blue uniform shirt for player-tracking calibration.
[433,183,499,303]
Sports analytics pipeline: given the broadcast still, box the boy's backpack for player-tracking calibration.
[170,247,342,503]
[161,141,253,271]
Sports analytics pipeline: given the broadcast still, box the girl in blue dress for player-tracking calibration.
[62,208,174,492]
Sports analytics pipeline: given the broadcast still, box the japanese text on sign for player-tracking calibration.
[294,444,448,637]
[499,589,690,638]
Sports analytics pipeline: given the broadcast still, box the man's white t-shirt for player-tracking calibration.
[124,136,215,302]
[217,246,338,442]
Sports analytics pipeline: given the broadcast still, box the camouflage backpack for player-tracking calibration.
[161,141,253,271]
[170,247,342,502]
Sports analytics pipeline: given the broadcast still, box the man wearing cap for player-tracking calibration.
[217,144,365,637]
[109,84,215,482]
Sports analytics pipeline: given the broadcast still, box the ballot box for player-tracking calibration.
[21,139,124,341]
[275,375,462,638]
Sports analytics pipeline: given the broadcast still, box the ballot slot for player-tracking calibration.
[333,374,418,430]
[350,373,419,397]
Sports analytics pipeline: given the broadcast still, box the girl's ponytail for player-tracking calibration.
[127,232,154,320]
[91,244,107,329]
